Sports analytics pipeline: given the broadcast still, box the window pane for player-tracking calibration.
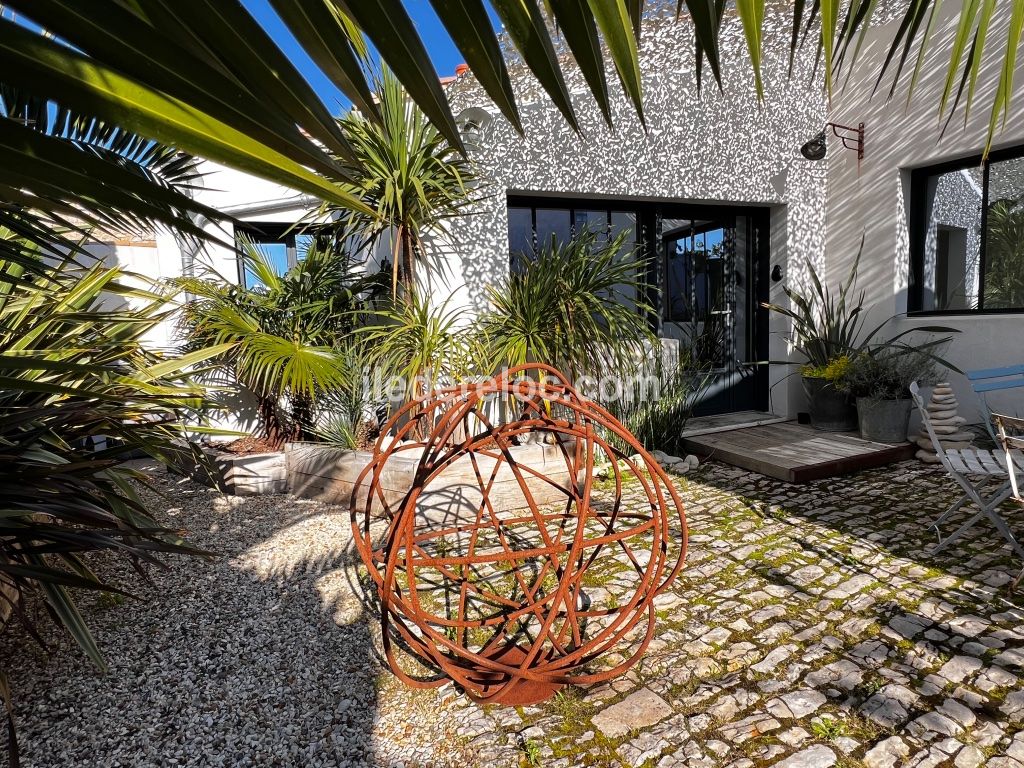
[574,209,608,239]
[920,167,982,311]
[507,207,533,273]
[507,207,532,254]
[983,156,1024,309]
[609,211,640,307]
[534,208,571,249]
[663,218,692,322]
[244,241,289,289]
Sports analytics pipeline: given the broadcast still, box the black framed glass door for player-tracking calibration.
[506,195,770,415]
[656,205,768,415]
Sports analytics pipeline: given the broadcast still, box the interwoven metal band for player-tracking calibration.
[350,364,687,704]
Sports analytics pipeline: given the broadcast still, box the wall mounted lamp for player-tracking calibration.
[800,122,865,161]
[455,106,494,150]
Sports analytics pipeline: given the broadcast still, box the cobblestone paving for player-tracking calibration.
[449,459,1024,768]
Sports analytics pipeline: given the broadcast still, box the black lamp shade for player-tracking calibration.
[800,131,827,161]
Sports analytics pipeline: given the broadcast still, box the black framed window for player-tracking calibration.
[236,222,314,289]
[506,200,639,275]
[911,146,1024,313]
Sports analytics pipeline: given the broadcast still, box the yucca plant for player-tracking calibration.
[311,340,388,450]
[604,349,713,456]
[483,229,656,381]
[177,236,385,448]
[358,292,487,406]
[764,245,957,374]
[0,252,227,762]
[334,67,477,296]
[763,249,870,372]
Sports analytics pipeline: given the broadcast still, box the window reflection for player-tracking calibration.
[983,156,1024,309]
[914,149,1024,313]
[920,168,981,311]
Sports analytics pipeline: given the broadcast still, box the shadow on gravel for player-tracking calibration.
[0,473,383,768]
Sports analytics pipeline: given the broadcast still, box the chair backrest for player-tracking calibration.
[967,365,1024,443]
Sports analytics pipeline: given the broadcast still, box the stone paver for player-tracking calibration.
[591,687,674,739]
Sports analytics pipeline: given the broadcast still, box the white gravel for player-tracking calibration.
[0,466,470,767]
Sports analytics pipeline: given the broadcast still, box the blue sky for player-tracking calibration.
[242,0,498,116]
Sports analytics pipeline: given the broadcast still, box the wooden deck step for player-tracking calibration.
[682,420,916,483]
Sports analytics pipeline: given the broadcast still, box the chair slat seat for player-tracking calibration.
[910,382,1024,562]
[944,448,1024,476]
[942,450,999,475]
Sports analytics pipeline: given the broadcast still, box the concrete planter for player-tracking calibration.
[192,446,287,496]
[286,441,578,520]
[856,397,912,444]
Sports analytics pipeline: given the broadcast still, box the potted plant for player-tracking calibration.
[764,247,956,433]
[764,255,868,431]
[837,346,941,443]
[799,355,858,431]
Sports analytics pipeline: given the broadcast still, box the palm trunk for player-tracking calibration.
[258,395,287,450]
[399,225,416,297]
[290,393,314,442]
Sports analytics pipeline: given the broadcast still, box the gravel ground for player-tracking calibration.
[0,465,467,767]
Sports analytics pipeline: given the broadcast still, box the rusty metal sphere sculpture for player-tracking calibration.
[350,364,687,705]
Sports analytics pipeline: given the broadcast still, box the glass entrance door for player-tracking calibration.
[659,208,767,415]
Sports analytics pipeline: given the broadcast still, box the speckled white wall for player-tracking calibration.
[443,8,829,417]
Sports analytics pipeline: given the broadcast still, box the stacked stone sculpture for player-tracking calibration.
[915,383,975,463]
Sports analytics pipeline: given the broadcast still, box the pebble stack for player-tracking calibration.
[915,382,974,463]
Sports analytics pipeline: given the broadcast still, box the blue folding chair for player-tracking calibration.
[911,382,1024,561]
[966,365,1024,444]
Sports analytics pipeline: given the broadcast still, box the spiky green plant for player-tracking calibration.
[358,291,486,405]
[604,351,712,456]
[333,67,477,296]
[0,252,226,760]
[763,249,870,371]
[483,229,656,380]
[3,0,1019,203]
[176,236,385,447]
[764,244,959,373]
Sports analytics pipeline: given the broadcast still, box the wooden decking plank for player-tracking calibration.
[682,420,915,483]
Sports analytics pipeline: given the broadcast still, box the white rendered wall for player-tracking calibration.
[827,3,1024,423]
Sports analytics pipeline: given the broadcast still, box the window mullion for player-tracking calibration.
[979,159,990,311]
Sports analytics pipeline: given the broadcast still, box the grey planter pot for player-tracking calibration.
[856,397,912,443]
[803,376,857,432]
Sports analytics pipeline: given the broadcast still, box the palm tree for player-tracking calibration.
[0,249,230,762]
[177,237,385,447]
[335,69,476,296]
[3,0,1020,226]
[483,229,656,381]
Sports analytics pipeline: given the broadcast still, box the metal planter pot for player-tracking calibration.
[856,397,912,444]
[803,376,857,432]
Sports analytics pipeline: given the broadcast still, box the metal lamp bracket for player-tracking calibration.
[828,122,865,161]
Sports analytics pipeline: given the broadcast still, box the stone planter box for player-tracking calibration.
[191,446,287,496]
[286,441,578,522]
